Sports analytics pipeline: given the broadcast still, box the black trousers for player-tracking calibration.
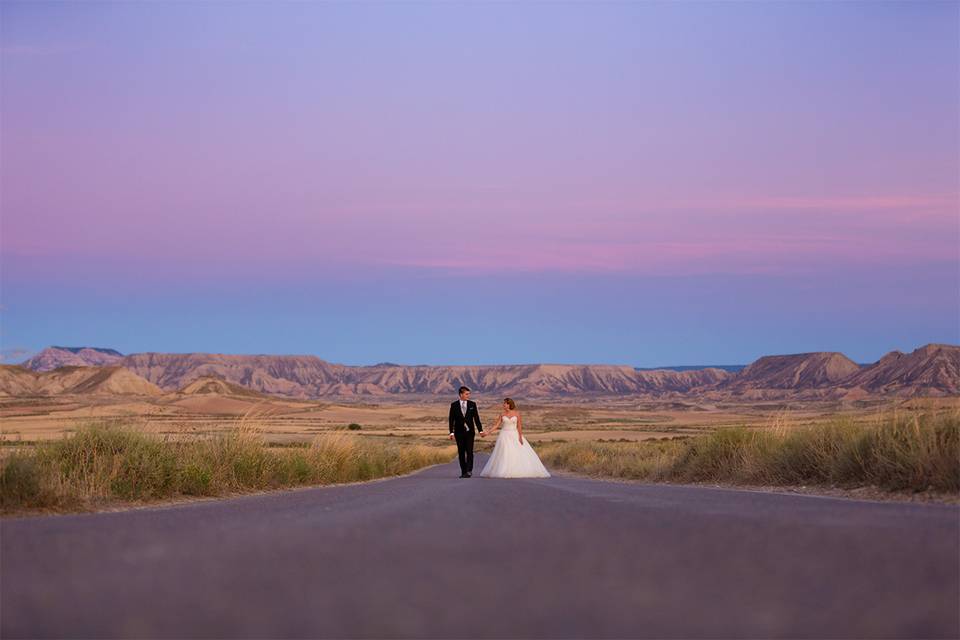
[454,430,475,474]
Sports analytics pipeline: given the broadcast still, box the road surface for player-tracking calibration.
[3,455,958,638]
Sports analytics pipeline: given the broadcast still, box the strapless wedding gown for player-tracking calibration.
[479,416,551,478]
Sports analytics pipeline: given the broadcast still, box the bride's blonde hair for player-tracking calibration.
[503,397,516,410]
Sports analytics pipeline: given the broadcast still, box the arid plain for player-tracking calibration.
[2,367,956,449]
[3,343,958,489]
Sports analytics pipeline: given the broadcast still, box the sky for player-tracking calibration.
[1,0,958,367]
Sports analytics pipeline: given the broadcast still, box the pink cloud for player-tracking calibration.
[3,179,956,278]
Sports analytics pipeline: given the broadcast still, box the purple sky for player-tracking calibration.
[1,1,957,366]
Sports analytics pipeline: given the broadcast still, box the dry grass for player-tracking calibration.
[0,414,455,514]
[539,408,960,493]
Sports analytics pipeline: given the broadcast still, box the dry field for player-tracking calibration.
[2,393,957,512]
[3,391,955,449]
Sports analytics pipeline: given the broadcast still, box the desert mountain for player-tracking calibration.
[721,352,862,392]
[122,353,342,397]
[638,367,731,391]
[112,353,733,398]
[21,346,123,372]
[364,363,732,396]
[843,344,960,396]
[13,344,958,398]
[0,365,162,396]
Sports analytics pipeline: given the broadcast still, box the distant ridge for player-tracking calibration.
[23,346,124,372]
[12,343,958,398]
[50,346,123,356]
[114,353,733,398]
[636,365,746,373]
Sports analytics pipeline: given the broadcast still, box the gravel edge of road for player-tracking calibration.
[5,457,957,521]
[548,468,960,505]
[0,458,457,521]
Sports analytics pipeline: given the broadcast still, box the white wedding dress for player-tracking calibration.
[479,416,551,478]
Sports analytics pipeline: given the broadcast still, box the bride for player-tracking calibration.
[479,398,551,478]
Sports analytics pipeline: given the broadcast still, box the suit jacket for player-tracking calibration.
[449,399,483,435]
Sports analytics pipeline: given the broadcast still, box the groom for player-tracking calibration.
[449,386,484,478]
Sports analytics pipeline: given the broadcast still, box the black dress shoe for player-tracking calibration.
[459,473,468,478]
[466,472,472,477]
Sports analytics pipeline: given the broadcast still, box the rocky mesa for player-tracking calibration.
[8,343,958,399]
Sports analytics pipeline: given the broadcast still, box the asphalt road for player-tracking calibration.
[2,455,958,639]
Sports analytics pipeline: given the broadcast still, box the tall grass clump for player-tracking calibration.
[539,408,959,493]
[1,420,454,514]
[861,410,959,491]
[538,438,684,481]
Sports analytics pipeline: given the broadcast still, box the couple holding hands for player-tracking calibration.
[448,386,550,479]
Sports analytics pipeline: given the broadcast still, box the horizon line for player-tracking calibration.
[12,342,956,370]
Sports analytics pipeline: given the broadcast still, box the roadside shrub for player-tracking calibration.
[1,422,454,514]
[539,409,959,493]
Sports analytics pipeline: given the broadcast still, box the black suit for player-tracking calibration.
[449,399,483,475]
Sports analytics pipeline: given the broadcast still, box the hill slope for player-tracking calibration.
[844,344,960,396]
[0,365,161,397]
[720,352,862,392]
[178,376,269,398]
[62,366,164,396]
